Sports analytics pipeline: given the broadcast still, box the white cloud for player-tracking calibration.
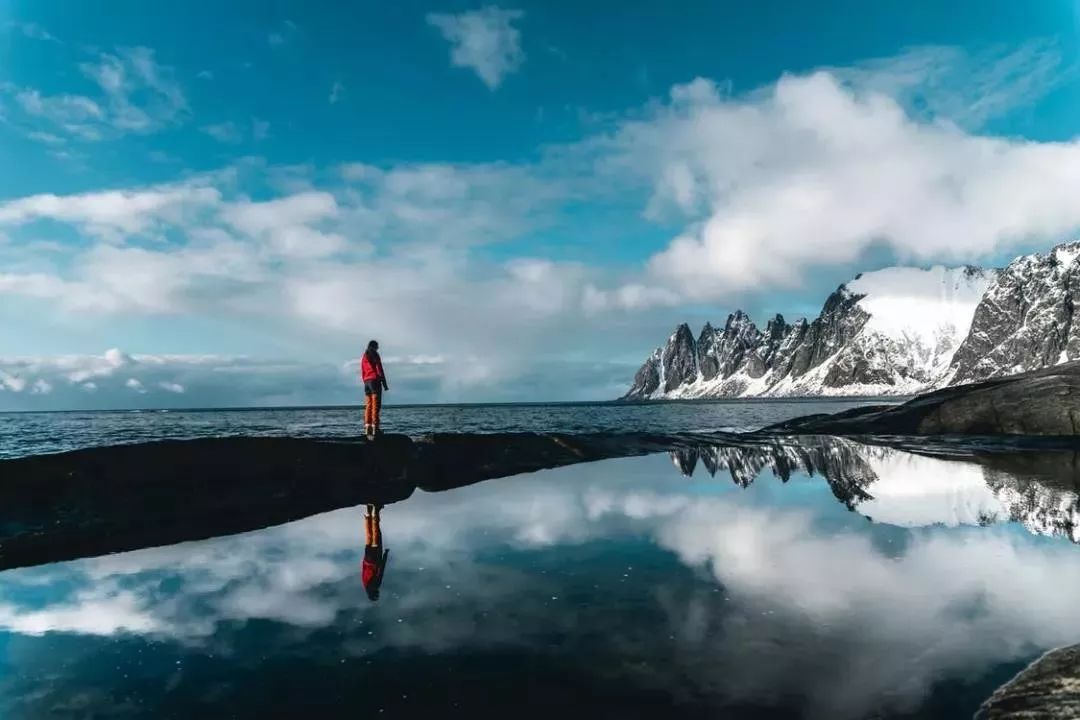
[221,192,337,235]
[0,350,371,412]
[26,131,66,145]
[0,181,222,241]
[201,121,243,144]
[832,41,1069,129]
[252,118,270,142]
[329,81,344,104]
[600,57,1080,302]
[201,119,269,144]
[4,45,186,141]
[426,7,525,89]
[15,89,105,139]
[267,20,298,48]
[5,21,59,42]
[221,191,346,259]
[0,370,26,392]
[80,46,187,132]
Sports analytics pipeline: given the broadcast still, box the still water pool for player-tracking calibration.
[1,437,1077,718]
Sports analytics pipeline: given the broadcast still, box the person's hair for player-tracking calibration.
[367,340,379,352]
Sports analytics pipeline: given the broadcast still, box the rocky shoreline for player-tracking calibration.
[763,361,1080,436]
[976,644,1080,719]
[0,431,703,571]
[6,361,1080,571]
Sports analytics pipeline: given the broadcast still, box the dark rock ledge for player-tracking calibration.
[763,361,1080,436]
[0,432,710,572]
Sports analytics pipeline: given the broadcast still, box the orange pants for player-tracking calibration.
[364,507,382,546]
[364,392,382,429]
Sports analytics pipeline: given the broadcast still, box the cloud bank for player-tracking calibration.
[1,42,1079,403]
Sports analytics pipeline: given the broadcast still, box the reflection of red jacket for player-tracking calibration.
[362,547,388,589]
[362,557,377,585]
[361,351,385,384]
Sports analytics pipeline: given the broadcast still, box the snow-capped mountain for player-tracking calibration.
[625,264,995,399]
[949,242,1080,384]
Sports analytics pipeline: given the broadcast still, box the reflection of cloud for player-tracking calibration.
[2,452,1080,718]
[655,499,1080,717]
[858,449,1004,527]
[0,590,162,636]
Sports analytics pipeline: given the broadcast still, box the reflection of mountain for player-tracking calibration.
[671,439,880,509]
[984,469,1080,543]
[669,438,1080,541]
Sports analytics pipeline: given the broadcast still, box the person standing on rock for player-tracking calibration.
[361,340,389,440]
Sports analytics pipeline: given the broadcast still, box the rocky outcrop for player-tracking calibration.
[976,644,1080,719]
[764,361,1080,436]
[0,432,689,572]
[7,380,1080,574]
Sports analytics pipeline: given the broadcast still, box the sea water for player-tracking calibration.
[0,397,887,458]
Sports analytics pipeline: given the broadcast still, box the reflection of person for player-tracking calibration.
[361,340,389,440]
[362,504,389,601]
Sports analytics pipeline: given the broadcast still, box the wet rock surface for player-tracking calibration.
[764,361,1080,436]
[977,644,1080,719]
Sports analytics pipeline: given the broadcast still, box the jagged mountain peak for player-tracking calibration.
[622,248,1080,400]
[624,261,1004,400]
[949,241,1080,384]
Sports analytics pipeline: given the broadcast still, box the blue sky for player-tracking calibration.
[1,0,1080,408]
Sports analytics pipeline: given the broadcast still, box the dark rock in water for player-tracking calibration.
[0,431,686,571]
[976,644,1080,719]
[764,361,1080,436]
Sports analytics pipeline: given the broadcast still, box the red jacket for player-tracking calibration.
[361,350,386,384]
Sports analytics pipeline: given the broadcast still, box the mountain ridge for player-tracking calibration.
[624,245,1080,399]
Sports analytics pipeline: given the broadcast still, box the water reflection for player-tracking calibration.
[362,504,388,601]
[669,437,1080,541]
[2,439,1080,719]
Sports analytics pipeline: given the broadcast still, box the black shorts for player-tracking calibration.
[364,380,383,396]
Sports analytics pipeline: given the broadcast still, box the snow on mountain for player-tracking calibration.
[949,241,1080,384]
[625,263,996,399]
[849,265,988,376]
